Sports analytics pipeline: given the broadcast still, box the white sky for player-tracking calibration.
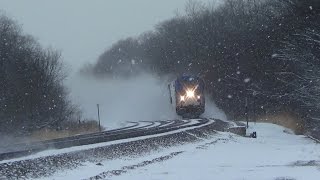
[0,0,211,72]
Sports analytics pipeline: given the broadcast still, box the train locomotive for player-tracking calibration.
[168,75,205,118]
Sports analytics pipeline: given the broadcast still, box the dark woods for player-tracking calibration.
[1,0,319,135]
[84,0,320,121]
[0,14,74,134]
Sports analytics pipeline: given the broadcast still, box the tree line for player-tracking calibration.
[83,0,320,121]
[0,13,76,135]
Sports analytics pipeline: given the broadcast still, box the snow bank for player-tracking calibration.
[43,122,320,180]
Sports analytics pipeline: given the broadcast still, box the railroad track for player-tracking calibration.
[0,119,208,161]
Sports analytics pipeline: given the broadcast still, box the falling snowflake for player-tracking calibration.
[131,59,136,65]
[244,78,251,83]
[237,71,241,75]
[227,95,233,99]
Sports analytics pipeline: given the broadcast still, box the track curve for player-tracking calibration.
[0,119,210,161]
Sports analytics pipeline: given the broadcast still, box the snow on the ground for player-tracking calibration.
[42,122,320,180]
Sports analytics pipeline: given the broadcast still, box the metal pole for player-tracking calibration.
[245,97,249,128]
[253,95,256,124]
[97,104,101,132]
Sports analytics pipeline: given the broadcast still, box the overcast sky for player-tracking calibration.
[0,0,212,72]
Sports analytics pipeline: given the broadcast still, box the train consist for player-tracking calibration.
[168,75,205,118]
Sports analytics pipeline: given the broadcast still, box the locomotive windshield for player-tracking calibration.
[175,76,204,93]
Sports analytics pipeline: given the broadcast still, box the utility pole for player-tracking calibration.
[97,104,101,132]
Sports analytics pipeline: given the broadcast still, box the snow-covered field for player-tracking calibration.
[42,122,320,180]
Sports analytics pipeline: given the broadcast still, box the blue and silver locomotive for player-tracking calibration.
[168,75,205,118]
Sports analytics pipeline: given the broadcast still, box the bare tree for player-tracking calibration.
[0,13,75,134]
[277,29,320,111]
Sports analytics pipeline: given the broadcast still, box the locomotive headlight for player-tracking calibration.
[186,90,194,98]
[180,95,185,101]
